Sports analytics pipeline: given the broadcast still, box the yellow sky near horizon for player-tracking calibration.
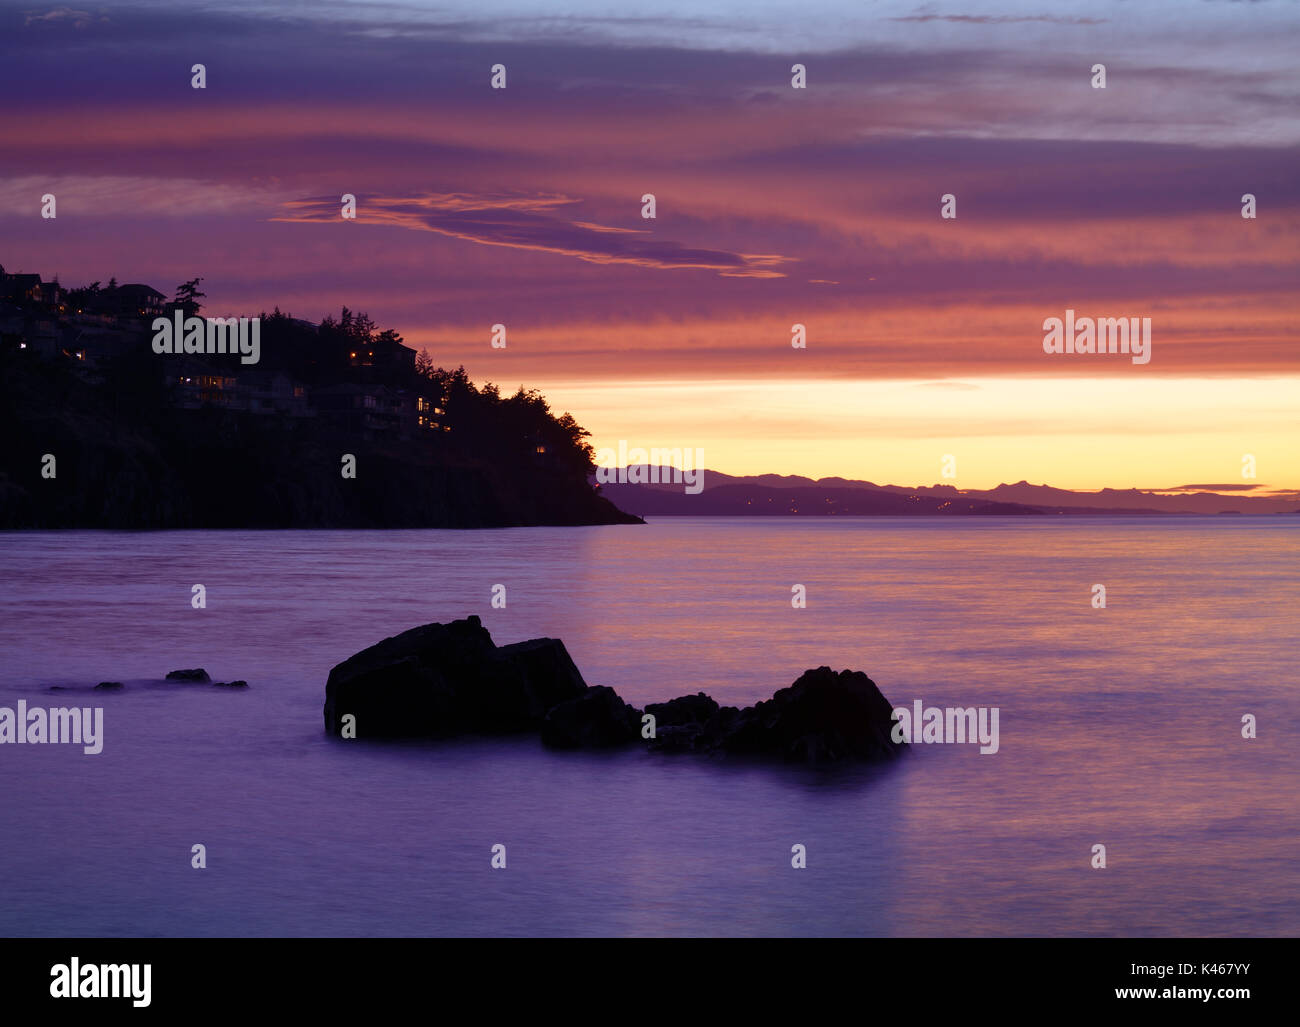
[536,375,1300,492]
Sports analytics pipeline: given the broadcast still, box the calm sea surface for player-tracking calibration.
[0,517,1296,936]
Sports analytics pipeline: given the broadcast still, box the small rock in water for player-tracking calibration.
[213,680,249,688]
[165,668,210,682]
[94,681,124,691]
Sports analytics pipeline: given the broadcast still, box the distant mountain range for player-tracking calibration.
[597,468,1300,517]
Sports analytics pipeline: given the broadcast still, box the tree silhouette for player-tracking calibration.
[174,278,206,318]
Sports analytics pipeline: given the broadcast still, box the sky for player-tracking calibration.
[1,0,1297,491]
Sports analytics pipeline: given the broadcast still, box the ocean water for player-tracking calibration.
[0,517,1296,937]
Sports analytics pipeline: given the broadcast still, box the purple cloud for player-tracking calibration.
[275,192,794,277]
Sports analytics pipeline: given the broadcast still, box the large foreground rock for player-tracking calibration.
[324,615,588,738]
[324,619,904,765]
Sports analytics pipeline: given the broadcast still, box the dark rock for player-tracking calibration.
[644,692,719,752]
[645,691,718,727]
[705,705,742,736]
[94,681,124,690]
[647,723,700,752]
[541,685,641,749]
[213,680,248,688]
[651,703,742,753]
[165,668,210,682]
[323,615,588,738]
[699,667,904,764]
[323,619,903,767]
[493,638,592,719]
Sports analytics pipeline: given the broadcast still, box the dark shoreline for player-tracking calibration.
[0,350,642,530]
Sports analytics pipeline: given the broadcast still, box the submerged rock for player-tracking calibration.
[213,680,249,688]
[94,681,124,691]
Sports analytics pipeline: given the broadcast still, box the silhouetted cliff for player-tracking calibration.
[0,340,639,529]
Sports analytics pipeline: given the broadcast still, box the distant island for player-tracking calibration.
[0,264,639,528]
[598,469,1300,517]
